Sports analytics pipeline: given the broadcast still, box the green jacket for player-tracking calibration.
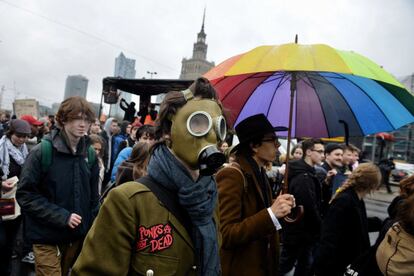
[72,181,220,276]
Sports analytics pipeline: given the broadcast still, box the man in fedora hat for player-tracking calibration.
[216,113,295,276]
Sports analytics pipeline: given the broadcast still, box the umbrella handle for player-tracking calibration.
[283,205,304,223]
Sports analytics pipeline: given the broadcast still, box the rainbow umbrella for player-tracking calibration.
[205,41,414,138]
[205,39,414,210]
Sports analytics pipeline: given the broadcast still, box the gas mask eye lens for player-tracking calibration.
[216,116,227,141]
[187,111,212,137]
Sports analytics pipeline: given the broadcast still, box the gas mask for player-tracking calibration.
[170,89,227,175]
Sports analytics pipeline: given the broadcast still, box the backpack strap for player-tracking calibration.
[137,175,193,237]
[41,139,96,172]
[228,162,247,192]
[40,139,53,173]
[87,145,96,169]
[223,162,248,219]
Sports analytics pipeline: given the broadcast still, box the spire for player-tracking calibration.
[193,8,207,59]
[201,7,206,33]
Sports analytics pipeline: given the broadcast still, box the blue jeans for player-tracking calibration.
[279,243,315,276]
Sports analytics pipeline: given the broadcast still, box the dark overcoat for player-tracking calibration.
[314,188,382,276]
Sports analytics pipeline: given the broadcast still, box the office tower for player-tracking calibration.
[109,52,136,120]
[64,75,88,100]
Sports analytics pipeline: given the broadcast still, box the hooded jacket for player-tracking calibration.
[16,129,100,244]
[112,121,130,159]
[111,147,132,181]
[282,159,322,245]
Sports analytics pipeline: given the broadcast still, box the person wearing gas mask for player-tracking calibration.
[72,77,225,276]
[216,114,296,276]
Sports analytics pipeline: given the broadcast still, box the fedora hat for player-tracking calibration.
[232,114,287,152]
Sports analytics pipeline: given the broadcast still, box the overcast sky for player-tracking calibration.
[0,0,413,108]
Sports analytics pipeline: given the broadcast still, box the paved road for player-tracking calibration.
[10,259,34,276]
[366,185,397,245]
[366,196,391,222]
[366,197,391,245]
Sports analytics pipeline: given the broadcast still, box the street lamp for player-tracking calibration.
[146,71,157,79]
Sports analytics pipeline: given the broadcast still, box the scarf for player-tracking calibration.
[0,136,29,180]
[246,156,271,207]
[147,144,220,276]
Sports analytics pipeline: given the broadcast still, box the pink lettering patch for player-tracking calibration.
[136,223,173,252]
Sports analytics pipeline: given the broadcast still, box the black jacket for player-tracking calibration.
[314,188,382,276]
[16,129,100,244]
[100,130,110,171]
[120,101,136,122]
[282,159,322,245]
[316,162,333,217]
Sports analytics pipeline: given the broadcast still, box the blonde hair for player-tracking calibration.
[331,163,381,203]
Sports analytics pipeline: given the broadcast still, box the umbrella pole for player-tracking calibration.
[283,34,298,193]
[339,120,350,146]
[283,71,304,223]
[283,72,296,193]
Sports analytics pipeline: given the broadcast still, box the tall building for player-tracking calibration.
[52,103,60,115]
[0,85,15,111]
[109,52,136,120]
[63,75,88,100]
[39,104,53,117]
[180,9,215,80]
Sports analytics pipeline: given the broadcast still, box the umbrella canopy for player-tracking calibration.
[205,43,414,138]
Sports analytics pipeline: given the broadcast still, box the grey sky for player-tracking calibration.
[0,0,413,108]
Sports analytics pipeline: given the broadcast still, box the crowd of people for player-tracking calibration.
[0,77,413,275]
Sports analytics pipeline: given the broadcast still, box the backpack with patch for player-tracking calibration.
[40,139,96,172]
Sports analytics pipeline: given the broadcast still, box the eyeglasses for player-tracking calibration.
[311,149,325,154]
[262,137,281,147]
